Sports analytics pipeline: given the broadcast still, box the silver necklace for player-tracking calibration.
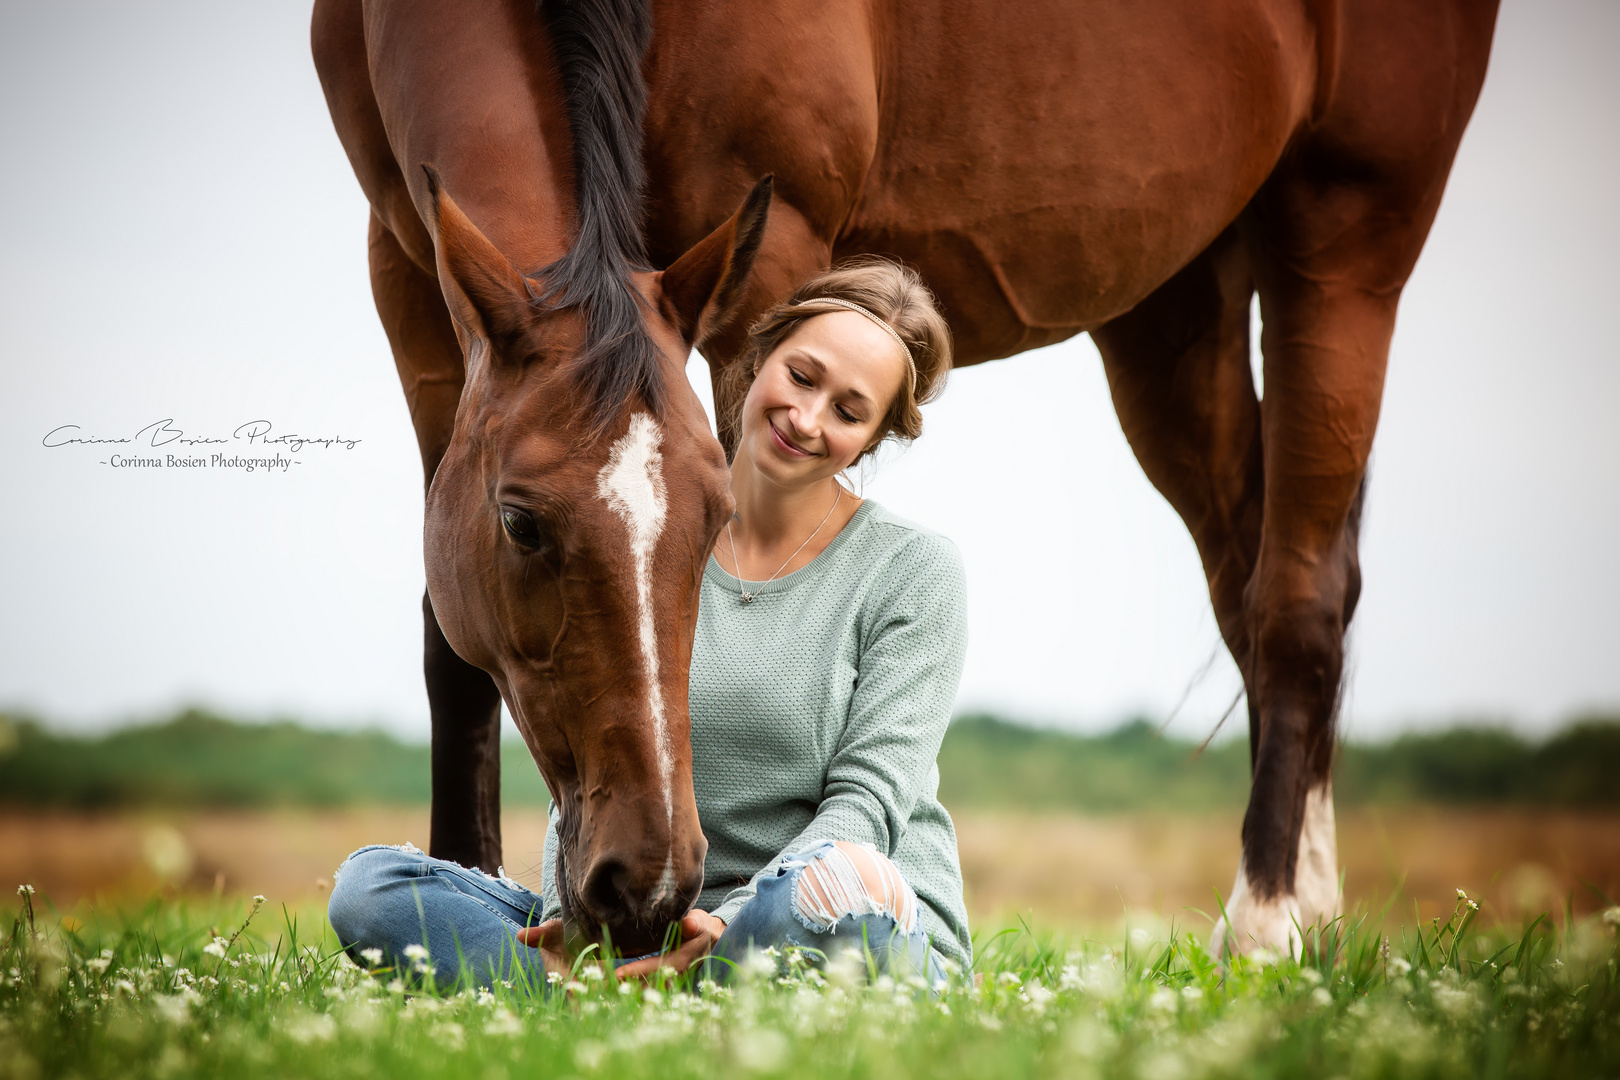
[724,487,842,604]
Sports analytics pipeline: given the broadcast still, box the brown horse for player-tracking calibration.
[313,0,1499,955]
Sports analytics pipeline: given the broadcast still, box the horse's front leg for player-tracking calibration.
[369,213,505,873]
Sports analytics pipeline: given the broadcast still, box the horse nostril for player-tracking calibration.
[582,858,633,924]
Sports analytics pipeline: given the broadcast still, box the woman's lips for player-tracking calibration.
[769,419,812,458]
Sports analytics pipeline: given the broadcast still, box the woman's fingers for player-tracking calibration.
[519,913,725,980]
[616,932,714,979]
[614,913,724,980]
[517,919,562,949]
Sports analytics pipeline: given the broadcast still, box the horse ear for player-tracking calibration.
[658,175,774,348]
[421,164,531,357]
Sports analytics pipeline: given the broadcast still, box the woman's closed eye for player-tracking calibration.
[788,364,861,423]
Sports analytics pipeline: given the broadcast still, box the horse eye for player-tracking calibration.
[500,506,552,553]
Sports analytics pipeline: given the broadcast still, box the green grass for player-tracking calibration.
[5,709,1618,813]
[5,889,1617,1079]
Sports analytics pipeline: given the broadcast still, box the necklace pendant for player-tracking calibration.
[739,591,755,604]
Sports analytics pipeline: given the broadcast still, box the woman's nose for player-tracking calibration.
[787,401,824,440]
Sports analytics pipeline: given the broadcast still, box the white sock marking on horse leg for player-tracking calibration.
[596,413,674,852]
[1293,782,1341,930]
[1210,782,1341,958]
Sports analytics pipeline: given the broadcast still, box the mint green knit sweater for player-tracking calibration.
[541,499,972,968]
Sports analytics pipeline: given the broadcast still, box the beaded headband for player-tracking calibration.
[799,296,917,390]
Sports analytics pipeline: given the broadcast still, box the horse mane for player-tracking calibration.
[533,0,663,427]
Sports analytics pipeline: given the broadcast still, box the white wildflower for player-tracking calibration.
[1058,964,1083,992]
[153,991,199,1024]
[203,938,229,959]
[740,949,777,981]
[1148,986,1177,1012]
[642,987,663,1007]
[1433,984,1479,1019]
[1022,978,1056,1015]
[822,948,863,988]
[402,944,430,962]
[579,963,605,982]
[284,1012,338,1044]
[997,971,1023,988]
[1600,906,1620,929]
[86,957,112,975]
[360,948,384,968]
[252,895,267,904]
[1310,987,1333,1008]
[484,1007,523,1037]
[1182,985,1204,1002]
[733,1027,789,1073]
[1389,957,1412,976]
[429,1020,465,1049]
[17,884,35,896]
[575,1039,608,1071]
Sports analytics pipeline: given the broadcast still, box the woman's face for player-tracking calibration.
[737,310,910,489]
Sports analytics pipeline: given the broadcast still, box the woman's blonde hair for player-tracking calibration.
[722,257,953,465]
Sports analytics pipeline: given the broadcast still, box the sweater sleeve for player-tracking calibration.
[708,531,968,927]
[539,805,564,923]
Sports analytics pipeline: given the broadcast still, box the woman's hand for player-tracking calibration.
[518,912,726,980]
[616,911,726,981]
[517,919,571,976]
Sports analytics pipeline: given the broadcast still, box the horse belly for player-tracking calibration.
[842,0,1316,362]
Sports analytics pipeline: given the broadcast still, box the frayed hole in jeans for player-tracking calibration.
[790,843,919,934]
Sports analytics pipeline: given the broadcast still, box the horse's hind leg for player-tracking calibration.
[1091,225,1266,715]
[1094,220,1359,958]
[369,213,505,873]
[1211,0,1495,955]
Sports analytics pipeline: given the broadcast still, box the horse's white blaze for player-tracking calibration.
[596,414,673,831]
[1211,782,1341,958]
[651,853,678,908]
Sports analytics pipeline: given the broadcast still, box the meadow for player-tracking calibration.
[3,711,1618,1076]
[4,888,1617,1079]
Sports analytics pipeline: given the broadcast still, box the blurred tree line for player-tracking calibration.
[0,708,1614,812]
[936,714,1620,812]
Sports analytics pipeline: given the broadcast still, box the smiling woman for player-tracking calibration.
[720,258,954,471]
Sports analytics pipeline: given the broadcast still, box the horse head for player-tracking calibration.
[419,167,772,954]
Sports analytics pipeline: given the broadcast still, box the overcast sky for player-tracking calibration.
[2,1,1615,742]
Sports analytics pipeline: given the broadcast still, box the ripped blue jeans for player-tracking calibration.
[703,839,950,986]
[327,839,948,989]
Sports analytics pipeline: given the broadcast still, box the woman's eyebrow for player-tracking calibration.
[798,350,872,403]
